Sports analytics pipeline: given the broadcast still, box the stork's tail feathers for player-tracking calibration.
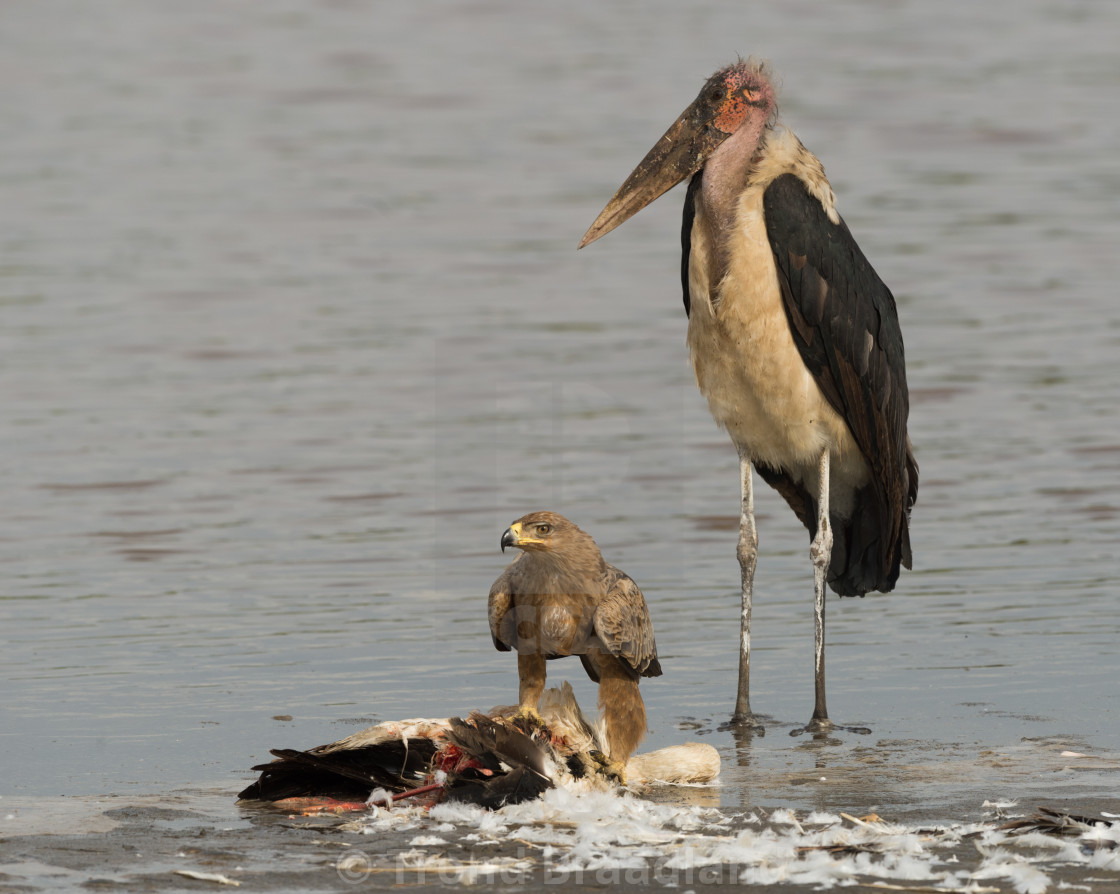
[827,483,896,596]
[828,449,917,596]
[755,460,915,597]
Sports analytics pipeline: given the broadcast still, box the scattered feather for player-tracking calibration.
[173,870,240,886]
[336,793,1120,892]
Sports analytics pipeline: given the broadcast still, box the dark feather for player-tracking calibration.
[681,173,702,317]
[762,173,918,595]
[998,806,1118,838]
[442,714,554,808]
[238,738,436,802]
[444,765,552,809]
[446,714,550,780]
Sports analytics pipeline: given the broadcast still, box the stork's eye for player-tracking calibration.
[536,524,551,535]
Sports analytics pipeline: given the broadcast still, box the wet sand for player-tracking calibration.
[4,796,1117,892]
[4,733,1118,892]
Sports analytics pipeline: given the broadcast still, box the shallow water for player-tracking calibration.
[2,0,1119,889]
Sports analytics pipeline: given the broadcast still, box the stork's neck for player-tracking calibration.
[700,118,771,236]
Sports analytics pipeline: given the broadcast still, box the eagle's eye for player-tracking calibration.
[536,524,551,535]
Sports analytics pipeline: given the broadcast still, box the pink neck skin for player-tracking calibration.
[699,104,771,237]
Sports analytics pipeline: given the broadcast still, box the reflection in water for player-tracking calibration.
[728,719,762,771]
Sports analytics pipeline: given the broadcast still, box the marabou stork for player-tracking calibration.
[579,60,918,733]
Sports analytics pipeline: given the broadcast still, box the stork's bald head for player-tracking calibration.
[500,511,594,556]
[579,57,777,249]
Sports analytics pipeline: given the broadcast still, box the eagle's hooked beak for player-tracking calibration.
[500,522,522,553]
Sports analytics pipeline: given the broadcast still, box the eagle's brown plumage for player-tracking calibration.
[488,511,661,765]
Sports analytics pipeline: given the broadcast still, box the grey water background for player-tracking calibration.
[2,0,1119,821]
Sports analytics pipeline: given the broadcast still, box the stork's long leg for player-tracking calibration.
[733,448,759,725]
[808,448,833,727]
[793,448,871,737]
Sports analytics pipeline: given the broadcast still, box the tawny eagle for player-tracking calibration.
[489,511,662,764]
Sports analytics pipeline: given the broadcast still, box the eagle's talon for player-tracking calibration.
[601,760,627,786]
[512,705,546,733]
[582,749,626,786]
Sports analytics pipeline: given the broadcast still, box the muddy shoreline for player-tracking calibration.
[3,782,1118,892]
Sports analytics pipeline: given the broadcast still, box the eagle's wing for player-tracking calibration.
[591,564,662,678]
[488,567,513,652]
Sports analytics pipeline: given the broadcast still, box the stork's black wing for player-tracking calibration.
[680,173,703,317]
[762,173,917,594]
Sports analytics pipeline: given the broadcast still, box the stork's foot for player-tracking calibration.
[790,717,871,738]
[728,710,766,735]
